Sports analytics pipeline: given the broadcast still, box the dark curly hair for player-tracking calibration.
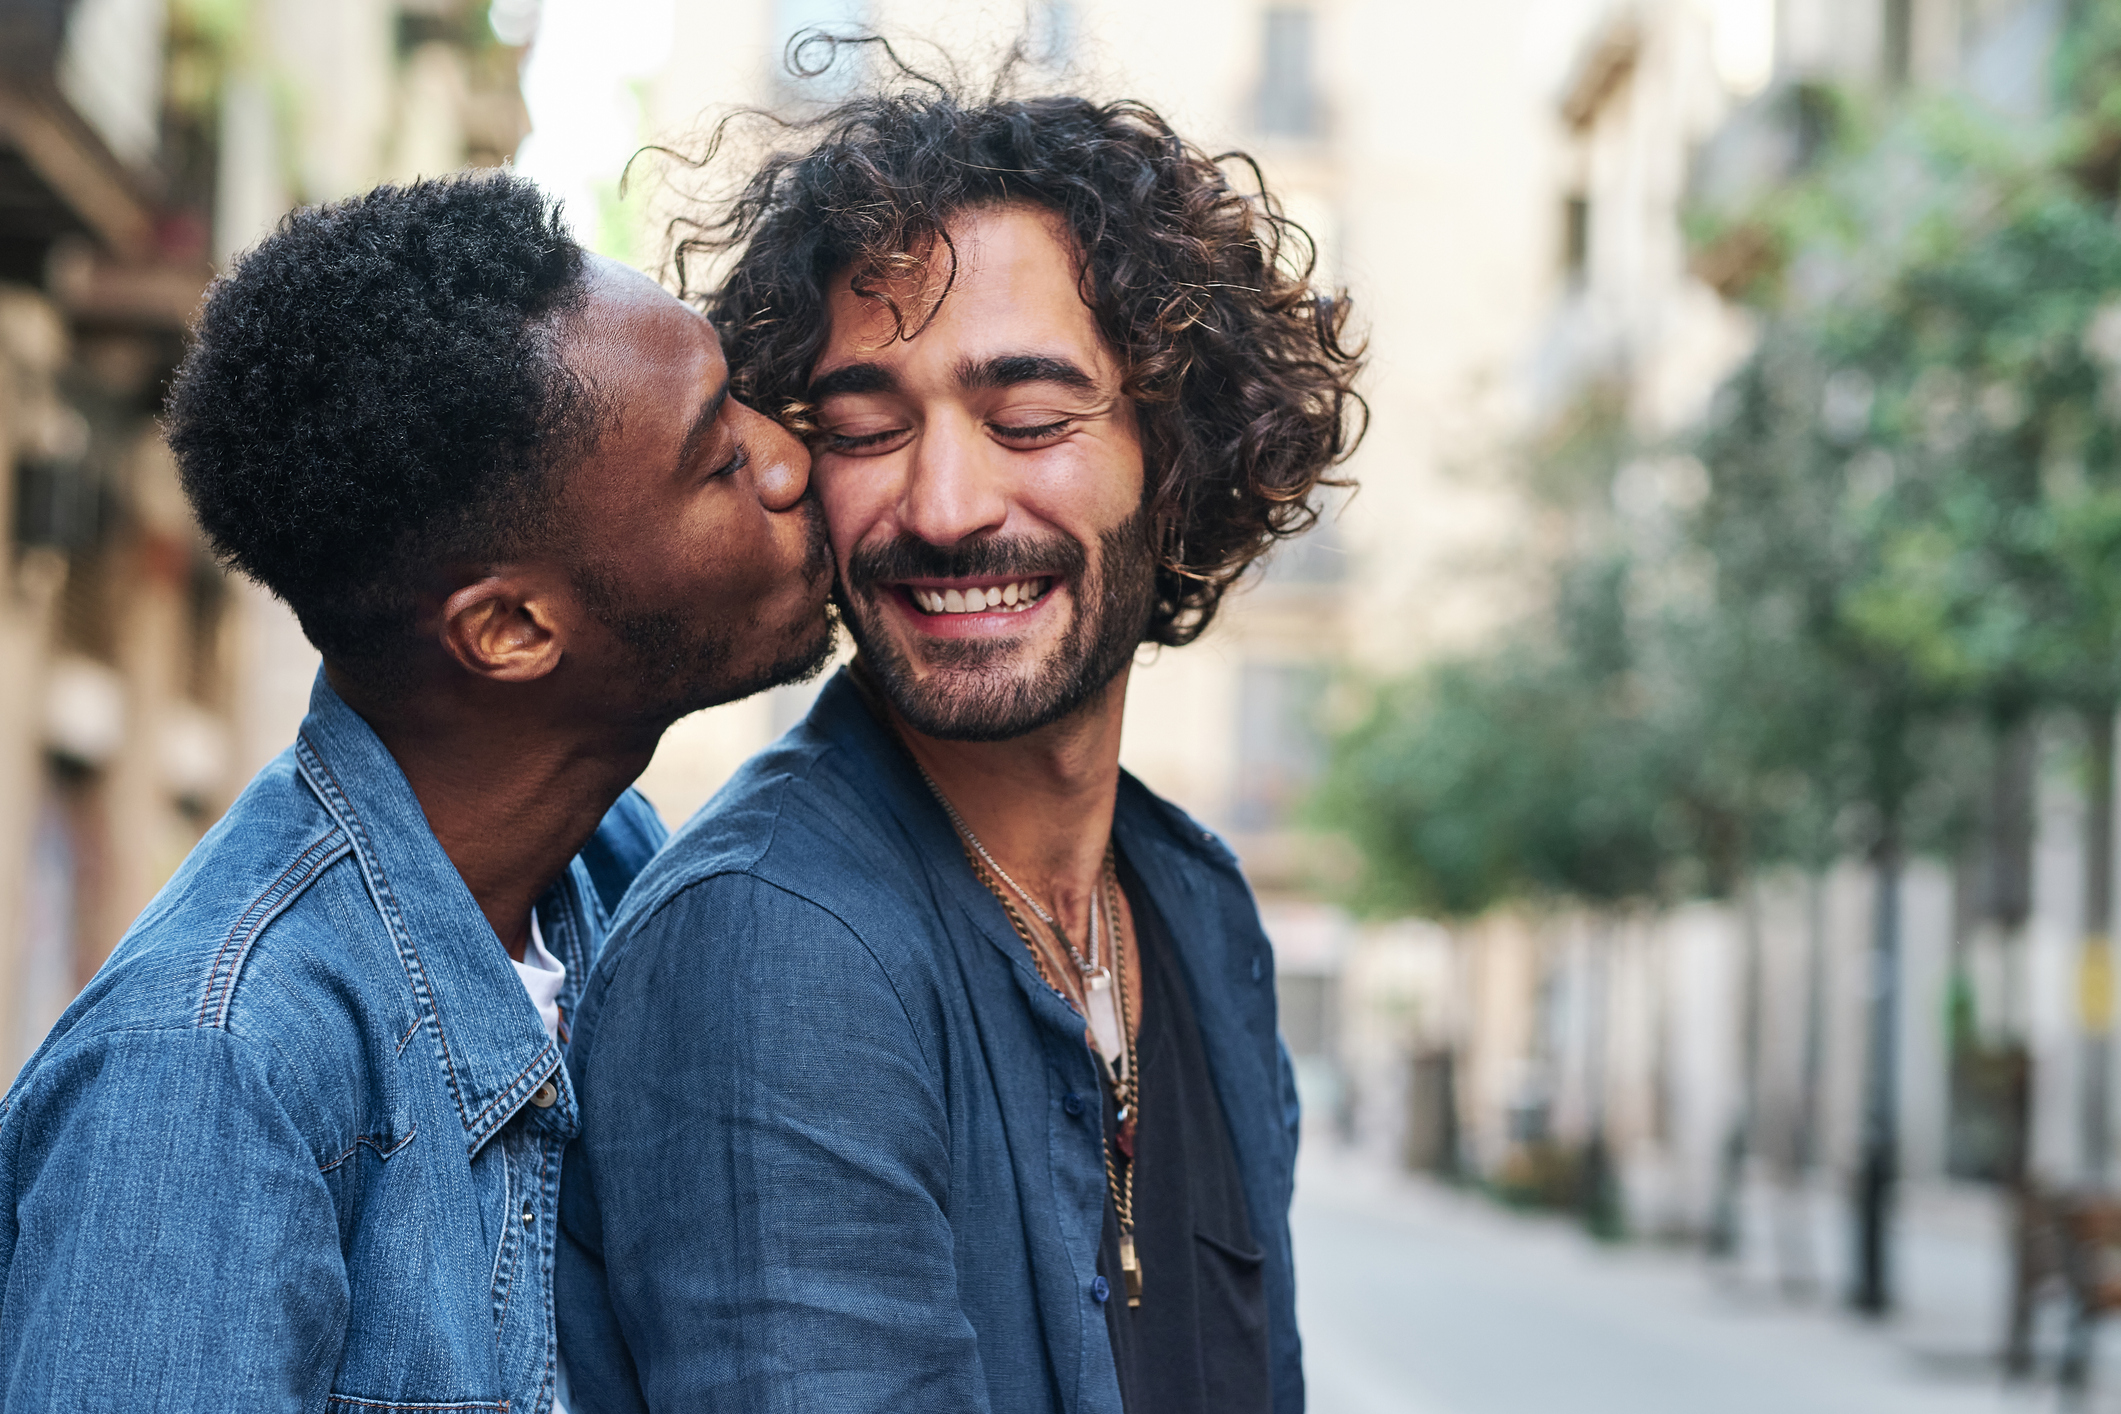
[671,69,1366,646]
[166,172,593,671]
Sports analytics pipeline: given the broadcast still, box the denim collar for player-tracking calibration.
[293,671,570,1156]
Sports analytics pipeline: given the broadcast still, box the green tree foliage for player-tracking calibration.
[1315,0,2121,1294]
[1319,647,1674,920]
[1318,553,1681,920]
[1323,57,2121,930]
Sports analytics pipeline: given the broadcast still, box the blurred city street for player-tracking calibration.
[23,0,2121,1403]
[1293,1143,2066,1414]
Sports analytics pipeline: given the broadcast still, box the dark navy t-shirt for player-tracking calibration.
[1098,856,1273,1414]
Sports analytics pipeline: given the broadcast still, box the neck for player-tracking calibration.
[330,665,663,961]
[891,663,1132,943]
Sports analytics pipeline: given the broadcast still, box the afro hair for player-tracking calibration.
[166,171,594,671]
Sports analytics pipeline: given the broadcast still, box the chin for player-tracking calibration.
[743,605,841,700]
[864,630,1125,743]
[652,605,840,722]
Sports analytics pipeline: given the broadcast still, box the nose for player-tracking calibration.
[742,403,811,512]
[899,409,1007,547]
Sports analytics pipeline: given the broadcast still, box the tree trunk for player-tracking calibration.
[2082,703,2116,1185]
[1853,829,1902,1315]
[1579,917,1622,1238]
[1777,866,1829,1297]
[1990,720,2036,1036]
[1710,874,1766,1259]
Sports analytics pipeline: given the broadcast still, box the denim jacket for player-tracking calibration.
[0,673,665,1412]
[557,669,1303,1414]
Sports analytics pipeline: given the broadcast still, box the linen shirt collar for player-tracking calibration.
[806,670,1227,997]
[292,670,575,1155]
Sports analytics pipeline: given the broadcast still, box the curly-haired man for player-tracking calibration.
[559,89,1362,1414]
[0,173,832,1410]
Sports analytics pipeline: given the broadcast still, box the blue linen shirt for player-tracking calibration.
[557,668,1304,1414]
[0,673,665,1412]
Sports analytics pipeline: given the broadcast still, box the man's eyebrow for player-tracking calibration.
[958,354,1097,392]
[804,355,1096,402]
[807,363,898,401]
[673,373,732,474]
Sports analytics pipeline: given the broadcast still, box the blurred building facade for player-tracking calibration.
[19,0,2105,1286]
[1365,0,2091,1267]
[0,0,528,1083]
[1,0,224,1082]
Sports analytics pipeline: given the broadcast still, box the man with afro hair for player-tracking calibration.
[0,171,832,1411]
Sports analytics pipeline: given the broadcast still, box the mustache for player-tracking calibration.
[845,532,1086,592]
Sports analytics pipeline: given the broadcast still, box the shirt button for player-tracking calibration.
[530,1081,557,1109]
[1091,1275,1110,1304]
[522,1206,535,1226]
[1062,1093,1085,1117]
[1250,955,1265,983]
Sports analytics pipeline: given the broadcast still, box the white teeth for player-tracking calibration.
[909,579,1051,614]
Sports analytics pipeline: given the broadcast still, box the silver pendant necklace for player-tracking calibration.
[917,765,1126,1069]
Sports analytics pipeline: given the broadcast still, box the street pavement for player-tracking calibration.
[1291,1146,2069,1414]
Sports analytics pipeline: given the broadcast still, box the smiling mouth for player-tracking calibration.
[900,577,1053,616]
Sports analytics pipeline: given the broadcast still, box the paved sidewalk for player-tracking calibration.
[1292,1146,2070,1414]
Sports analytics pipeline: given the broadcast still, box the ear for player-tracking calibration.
[437,574,566,683]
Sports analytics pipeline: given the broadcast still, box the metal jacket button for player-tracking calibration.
[530,1081,557,1109]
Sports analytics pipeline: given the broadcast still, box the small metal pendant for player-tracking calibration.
[1119,1231,1143,1307]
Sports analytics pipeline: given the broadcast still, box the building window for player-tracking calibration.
[1232,661,1329,832]
[1882,0,1913,86]
[1254,6,1323,139]
[1563,193,1590,282]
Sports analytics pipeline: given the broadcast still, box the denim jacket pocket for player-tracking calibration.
[324,1395,509,1411]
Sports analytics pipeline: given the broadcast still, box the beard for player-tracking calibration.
[841,505,1156,742]
[574,497,838,723]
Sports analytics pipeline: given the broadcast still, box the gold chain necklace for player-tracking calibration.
[915,769,1145,1309]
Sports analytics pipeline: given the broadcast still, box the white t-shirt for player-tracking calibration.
[512,910,571,1414]
[511,909,566,1041]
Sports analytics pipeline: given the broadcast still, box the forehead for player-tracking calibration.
[568,258,721,392]
[816,203,1109,376]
